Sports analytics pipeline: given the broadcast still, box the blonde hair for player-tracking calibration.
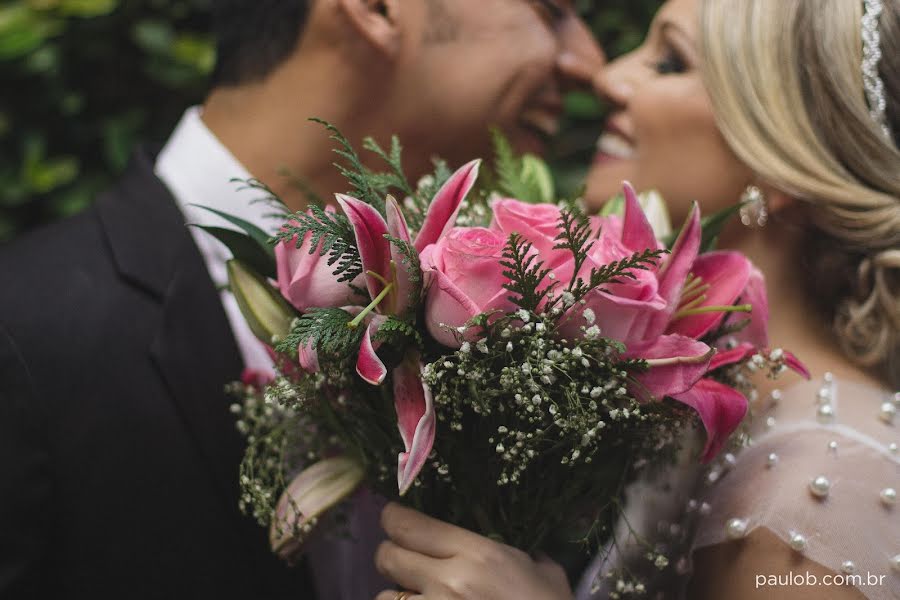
[700,0,900,386]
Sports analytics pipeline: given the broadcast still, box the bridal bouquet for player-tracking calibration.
[202,126,804,561]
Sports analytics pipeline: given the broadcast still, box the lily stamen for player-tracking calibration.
[348,282,394,328]
[674,303,752,321]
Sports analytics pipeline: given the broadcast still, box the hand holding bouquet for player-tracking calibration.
[204,126,806,563]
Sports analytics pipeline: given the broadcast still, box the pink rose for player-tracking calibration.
[490,199,568,266]
[420,227,514,347]
[275,208,362,312]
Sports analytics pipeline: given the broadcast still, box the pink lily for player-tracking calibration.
[336,160,480,494]
[678,341,810,462]
[393,353,436,495]
[336,159,481,384]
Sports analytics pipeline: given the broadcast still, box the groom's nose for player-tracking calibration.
[556,15,606,89]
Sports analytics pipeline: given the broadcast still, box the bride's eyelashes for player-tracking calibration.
[653,51,687,75]
[647,45,688,75]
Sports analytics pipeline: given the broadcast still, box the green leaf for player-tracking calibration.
[190,203,276,259]
[228,260,295,345]
[192,225,277,280]
[662,202,743,252]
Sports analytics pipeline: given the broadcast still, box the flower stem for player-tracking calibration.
[348,283,394,329]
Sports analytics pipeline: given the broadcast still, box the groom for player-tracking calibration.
[0,0,603,598]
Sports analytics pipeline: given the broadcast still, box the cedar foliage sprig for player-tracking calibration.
[271,205,363,283]
[567,249,666,306]
[553,205,596,290]
[363,136,414,200]
[311,117,385,213]
[275,308,363,359]
[500,233,556,312]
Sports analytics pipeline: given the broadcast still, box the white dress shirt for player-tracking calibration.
[155,106,275,372]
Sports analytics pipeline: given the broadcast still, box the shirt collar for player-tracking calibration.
[155,106,280,285]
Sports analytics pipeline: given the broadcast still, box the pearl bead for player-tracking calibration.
[770,389,782,404]
[889,442,898,454]
[766,453,779,468]
[841,561,856,574]
[769,348,784,362]
[827,441,838,453]
[816,387,832,403]
[891,554,900,573]
[700,502,712,515]
[809,476,831,499]
[880,487,897,507]
[723,453,737,468]
[878,402,896,425]
[789,532,808,552]
[823,372,834,383]
[817,404,835,424]
[766,416,777,429]
[726,518,749,539]
[687,499,699,512]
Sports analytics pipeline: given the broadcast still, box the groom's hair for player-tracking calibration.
[210,0,311,87]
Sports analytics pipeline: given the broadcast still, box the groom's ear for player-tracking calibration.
[337,0,402,57]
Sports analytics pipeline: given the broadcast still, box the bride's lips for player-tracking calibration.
[594,118,636,164]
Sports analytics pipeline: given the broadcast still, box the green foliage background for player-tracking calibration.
[0,0,661,241]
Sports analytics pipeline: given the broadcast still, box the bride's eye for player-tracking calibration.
[653,50,687,75]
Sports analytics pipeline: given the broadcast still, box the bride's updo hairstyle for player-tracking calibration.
[700,0,900,386]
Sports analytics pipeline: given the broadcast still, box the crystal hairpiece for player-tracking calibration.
[861,0,892,141]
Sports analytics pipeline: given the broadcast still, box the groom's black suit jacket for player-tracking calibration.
[0,148,315,599]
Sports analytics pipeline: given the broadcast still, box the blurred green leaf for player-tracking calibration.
[0,6,62,60]
[59,0,119,18]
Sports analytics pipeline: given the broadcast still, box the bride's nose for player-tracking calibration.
[593,55,640,107]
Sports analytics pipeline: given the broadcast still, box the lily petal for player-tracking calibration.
[729,267,770,349]
[385,195,415,315]
[708,342,756,371]
[628,334,714,400]
[356,315,389,385]
[393,356,436,495]
[644,204,702,338]
[784,350,811,379]
[414,159,481,252]
[269,456,365,559]
[669,251,752,339]
[621,182,661,253]
[672,379,748,463]
[336,194,391,301]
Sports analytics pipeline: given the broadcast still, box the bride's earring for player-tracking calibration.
[740,185,768,228]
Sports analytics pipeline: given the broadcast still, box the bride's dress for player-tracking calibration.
[577,376,899,599]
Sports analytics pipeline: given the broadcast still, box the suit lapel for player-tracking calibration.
[97,147,246,508]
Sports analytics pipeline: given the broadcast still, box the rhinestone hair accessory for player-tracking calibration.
[861,0,892,141]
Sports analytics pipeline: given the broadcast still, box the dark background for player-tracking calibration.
[0,0,662,241]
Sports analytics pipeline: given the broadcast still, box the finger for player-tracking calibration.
[380,502,476,558]
[535,554,571,591]
[374,591,425,600]
[374,539,442,593]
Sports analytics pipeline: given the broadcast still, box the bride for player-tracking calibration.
[374,0,899,598]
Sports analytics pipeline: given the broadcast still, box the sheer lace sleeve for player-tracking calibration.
[694,378,899,599]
